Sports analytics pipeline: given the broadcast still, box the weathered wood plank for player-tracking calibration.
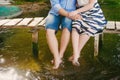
[116,21,120,30]
[94,34,100,56]
[103,30,120,33]
[38,17,46,26]
[0,19,11,26]
[106,21,115,30]
[0,0,11,5]
[3,18,23,26]
[17,18,33,26]
[28,17,44,27]
[0,2,11,5]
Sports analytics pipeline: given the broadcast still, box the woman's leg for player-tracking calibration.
[78,34,90,58]
[71,31,90,66]
[70,28,80,66]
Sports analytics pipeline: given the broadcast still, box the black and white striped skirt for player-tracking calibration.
[72,3,107,36]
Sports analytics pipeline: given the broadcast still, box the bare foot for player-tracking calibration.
[68,56,74,62]
[68,56,80,66]
[52,59,62,69]
[51,59,54,64]
[51,58,63,64]
[72,60,80,66]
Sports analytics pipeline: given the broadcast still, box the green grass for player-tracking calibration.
[101,4,120,21]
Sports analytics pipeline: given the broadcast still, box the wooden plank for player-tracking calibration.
[0,0,11,4]
[94,34,100,56]
[28,17,44,27]
[0,2,11,5]
[106,21,115,30]
[0,0,10,2]
[38,17,46,26]
[17,18,33,26]
[116,21,120,30]
[0,19,11,26]
[3,18,23,26]
[103,30,120,34]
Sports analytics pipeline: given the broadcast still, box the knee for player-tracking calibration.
[63,28,70,33]
[46,29,55,36]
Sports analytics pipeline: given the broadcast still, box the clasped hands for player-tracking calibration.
[67,11,82,20]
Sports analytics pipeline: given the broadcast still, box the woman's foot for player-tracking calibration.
[68,55,74,62]
[68,56,80,66]
[72,60,80,66]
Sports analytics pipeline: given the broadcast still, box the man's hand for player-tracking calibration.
[68,13,83,20]
[73,14,83,20]
[69,11,79,17]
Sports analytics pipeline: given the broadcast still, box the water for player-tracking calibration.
[0,28,120,80]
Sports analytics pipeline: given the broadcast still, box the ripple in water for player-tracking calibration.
[0,67,40,80]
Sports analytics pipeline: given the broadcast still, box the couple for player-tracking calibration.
[45,0,107,69]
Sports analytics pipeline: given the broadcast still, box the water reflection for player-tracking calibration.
[0,67,40,80]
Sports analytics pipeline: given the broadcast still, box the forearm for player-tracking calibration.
[76,0,95,13]
[76,4,94,13]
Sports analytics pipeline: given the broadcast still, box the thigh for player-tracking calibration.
[61,16,72,32]
[45,14,61,31]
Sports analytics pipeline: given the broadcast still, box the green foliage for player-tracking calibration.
[99,0,120,5]
[14,0,49,2]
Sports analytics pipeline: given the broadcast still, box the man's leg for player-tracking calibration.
[46,29,61,69]
[59,16,72,59]
[59,28,70,59]
[45,14,62,69]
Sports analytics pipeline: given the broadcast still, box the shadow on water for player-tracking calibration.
[0,29,120,80]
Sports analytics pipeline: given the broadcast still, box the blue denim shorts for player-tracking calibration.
[45,13,72,32]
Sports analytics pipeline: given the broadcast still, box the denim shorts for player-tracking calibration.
[45,13,72,32]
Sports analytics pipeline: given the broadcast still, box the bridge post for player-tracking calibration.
[31,28,39,58]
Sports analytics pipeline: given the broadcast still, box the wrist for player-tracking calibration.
[76,10,79,14]
[66,12,69,17]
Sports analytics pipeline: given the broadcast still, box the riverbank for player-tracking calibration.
[14,2,50,18]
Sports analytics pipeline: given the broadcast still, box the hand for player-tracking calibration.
[66,13,75,20]
[74,14,83,20]
[69,11,79,17]
[67,12,82,20]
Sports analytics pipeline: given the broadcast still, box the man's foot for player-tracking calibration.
[52,59,62,69]
[51,59,54,64]
[51,57,63,64]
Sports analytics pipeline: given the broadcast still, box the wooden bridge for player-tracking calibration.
[0,17,120,57]
[0,0,12,5]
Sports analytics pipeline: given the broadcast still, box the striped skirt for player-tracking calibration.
[72,3,107,36]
